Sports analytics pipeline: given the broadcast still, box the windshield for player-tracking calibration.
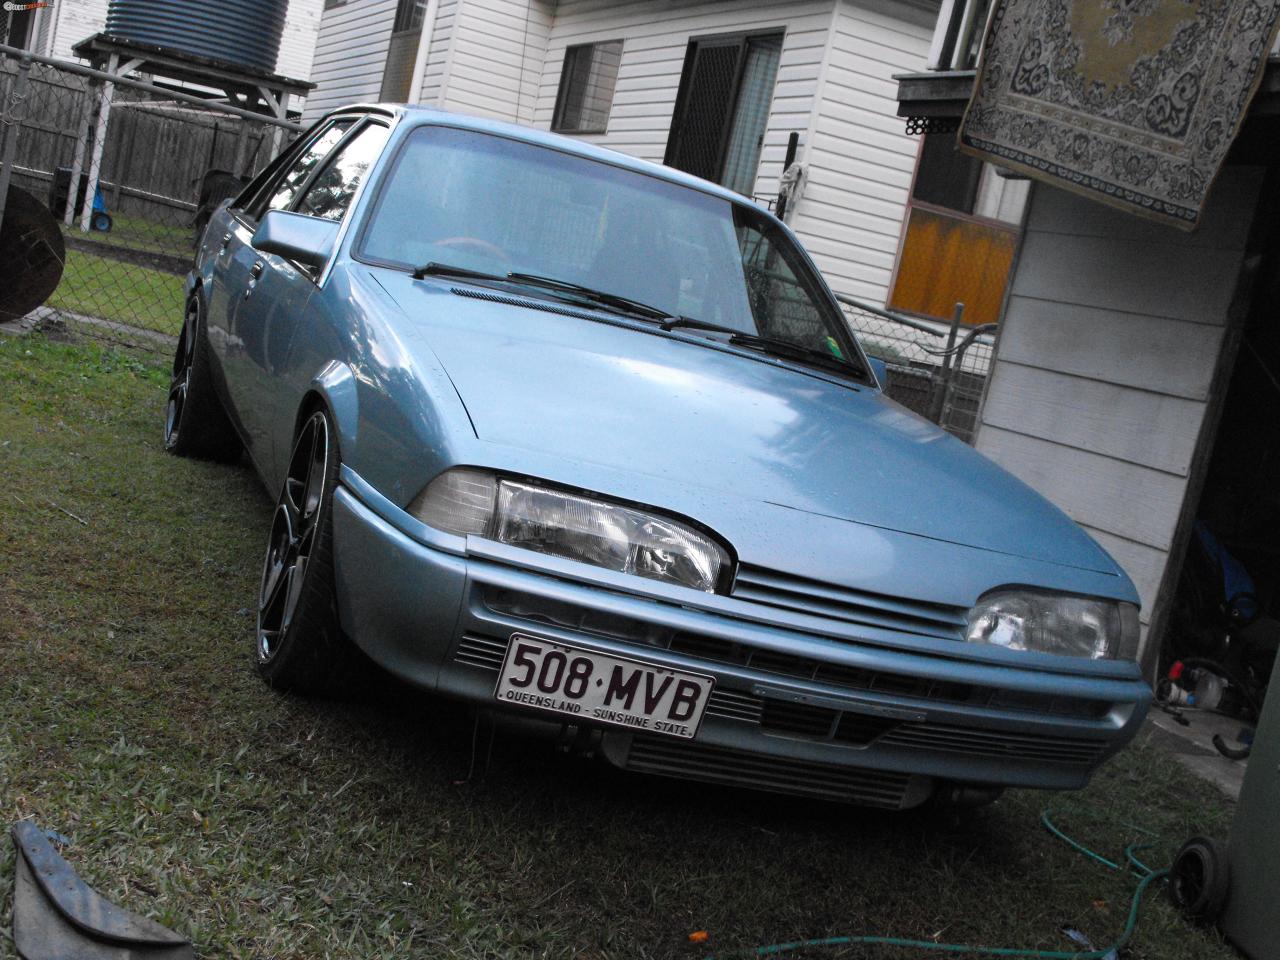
[359,125,857,367]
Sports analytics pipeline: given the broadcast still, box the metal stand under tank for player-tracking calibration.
[56,32,312,236]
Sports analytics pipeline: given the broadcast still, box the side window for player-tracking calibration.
[735,210,832,351]
[262,120,355,215]
[295,122,391,222]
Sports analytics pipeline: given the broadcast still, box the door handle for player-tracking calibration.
[244,260,265,299]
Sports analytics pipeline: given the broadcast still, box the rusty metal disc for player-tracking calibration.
[0,186,67,322]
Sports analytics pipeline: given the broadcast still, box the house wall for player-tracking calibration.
[29,0,322,80]
[306,0,400,117]
[430,0,555,122]
[973,167,1266,656]
[529,0,839,204]
[789,0,933,304]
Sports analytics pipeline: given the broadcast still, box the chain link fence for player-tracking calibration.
[0,45,303,343]
[839,294,996,444]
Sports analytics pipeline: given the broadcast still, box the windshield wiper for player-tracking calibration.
[411,261,508,283]
[504,272,672,321]
[727,333,868,380]
[412,263,674,323]
[661,315,867,381]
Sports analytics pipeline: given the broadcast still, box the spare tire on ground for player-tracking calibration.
[0,185,66,323]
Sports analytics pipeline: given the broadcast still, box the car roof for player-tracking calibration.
[333,102,758,209]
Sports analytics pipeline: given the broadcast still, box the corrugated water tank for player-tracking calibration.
[104,0,288,74]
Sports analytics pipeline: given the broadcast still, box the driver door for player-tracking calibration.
[218,119,356,475]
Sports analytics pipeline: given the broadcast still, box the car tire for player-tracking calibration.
[164,296,242,462]
[255,407,366,697]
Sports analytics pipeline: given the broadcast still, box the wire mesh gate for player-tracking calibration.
[838,295,996,444]
[0,45,303,339]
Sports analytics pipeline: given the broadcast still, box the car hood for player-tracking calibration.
[377,274,1118,575]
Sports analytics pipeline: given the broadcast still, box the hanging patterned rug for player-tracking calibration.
[959,0,1280,228]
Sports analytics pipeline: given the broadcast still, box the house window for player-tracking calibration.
[551,41,623,134]
[323,0,347,9]
[664,33,783,197]
[888,133,1029,327]
[3,7,36,49]
[380,0,428,102]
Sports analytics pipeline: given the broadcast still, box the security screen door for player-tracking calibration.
[664,33,783,196]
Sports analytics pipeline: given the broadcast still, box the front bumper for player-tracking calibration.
[331,476,1151,810]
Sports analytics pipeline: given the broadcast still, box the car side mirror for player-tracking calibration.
[867,355,888,388]
[251,210,340,270]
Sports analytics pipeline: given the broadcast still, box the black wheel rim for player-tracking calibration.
[257,412,330,663]
[164,303,197,449]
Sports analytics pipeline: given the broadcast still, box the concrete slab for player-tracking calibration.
[1145,707,1250,800]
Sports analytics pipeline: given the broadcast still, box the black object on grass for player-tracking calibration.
[11,820,193,959]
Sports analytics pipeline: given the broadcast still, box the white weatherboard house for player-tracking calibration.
[305,0,1011,310]
[8,0,325,80]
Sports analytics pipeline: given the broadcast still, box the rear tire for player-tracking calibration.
[255,408,365,697]
[164,296,242,462]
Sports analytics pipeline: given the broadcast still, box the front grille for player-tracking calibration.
[454,633,508,670]
[625,737,915,808]
[732,565,968,641]
[879,723,1108,765]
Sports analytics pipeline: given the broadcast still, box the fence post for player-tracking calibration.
[929,302,964,423]
[0,52,33,239]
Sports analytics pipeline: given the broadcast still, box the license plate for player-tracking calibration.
[494,634,714,739]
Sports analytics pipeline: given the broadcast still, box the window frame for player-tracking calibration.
[550,40,624,135]
[663,29,785,188]
[232,115,367,224]
[289,119,391,225]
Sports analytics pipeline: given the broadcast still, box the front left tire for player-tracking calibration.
[255,408,365,696]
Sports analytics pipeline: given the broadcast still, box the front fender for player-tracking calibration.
[308,360,360,459]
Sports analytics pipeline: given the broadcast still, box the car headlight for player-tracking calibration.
[965,589,1140,661]
[408,468,730,593]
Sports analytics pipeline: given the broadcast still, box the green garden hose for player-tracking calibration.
[706,810,1171,960]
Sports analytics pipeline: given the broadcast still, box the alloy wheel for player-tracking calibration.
[258,412,330,662]
[164,302,198,449]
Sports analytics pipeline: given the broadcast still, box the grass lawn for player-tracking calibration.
[47,249,185,336]
[0,331,1240,960]
[60,213,194,258]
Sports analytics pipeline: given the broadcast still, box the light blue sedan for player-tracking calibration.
[168,105,1150,810]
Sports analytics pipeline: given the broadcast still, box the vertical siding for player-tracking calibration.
[46,0,109,60]
[788,0,933,304]
[419,0,459,106]
[304,0,399,119]
[434,0,554,122]
[973,167,1266,653]
[278,0,324,81]
[531,0,837,200]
